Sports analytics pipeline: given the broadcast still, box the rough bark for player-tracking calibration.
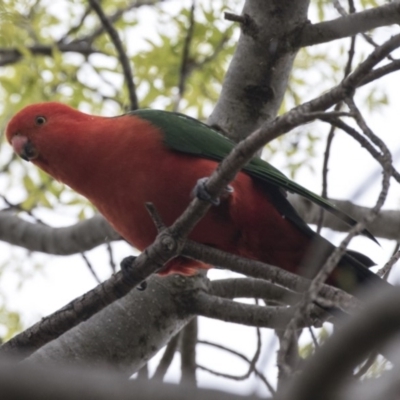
[25,274,202,373]
[208,0,310,142]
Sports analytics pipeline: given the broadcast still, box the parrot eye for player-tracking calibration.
[35,116,47,126]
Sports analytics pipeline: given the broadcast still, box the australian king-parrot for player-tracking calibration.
[5,102,387,295]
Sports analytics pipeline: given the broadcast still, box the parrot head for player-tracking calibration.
[6,102,91,163]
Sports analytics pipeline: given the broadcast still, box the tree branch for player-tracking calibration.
[183,240,359,313]
[299,2,400,47]
[0,0,165,67]
[173,0,196,112]
[88,0,138,110]
[0,43,101,67]
[180,317,197,386]
[190,292,325,330]
[152,333,180,381]
[22,275,200,370]
[0,212,119,255]
[282,289,400,400]
[0,226,193,357]
[211,278,301,305]
[197,340,275,395]
[290,195,400,241]
[209,0,310,142]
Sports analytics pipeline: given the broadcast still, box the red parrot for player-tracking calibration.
[6,102,386,294]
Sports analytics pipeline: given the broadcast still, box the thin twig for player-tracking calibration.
[278,95,393,376]
[137,363,149,380]
[0,194,46,225]
[106,241,117,274]
[152,333,181,381]
[88,0,138,111]
[180,317,198,386]
[173,0,196,112]
[197,340,275,394]
[80,252,102,284]
[354,351,379,378]
[83,0,166,43]
[58,6,92,42]
[308,326,319,350]
[377,249,400,279]
[183,240,359,313]
[145,202,166,232]
[317,16,356,234]
[359,60,400,87]
[319,117,400,184]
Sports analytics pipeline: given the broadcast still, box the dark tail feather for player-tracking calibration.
[332,250,391,296]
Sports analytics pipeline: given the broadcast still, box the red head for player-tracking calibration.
[5,102,145,197]
[6,102,93,164]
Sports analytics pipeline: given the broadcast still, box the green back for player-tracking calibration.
[130,109,376,243]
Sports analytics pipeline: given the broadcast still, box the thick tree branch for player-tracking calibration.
[24,275,198,372]
[191,292,324,330]
[0,226,191,356]
[0,211,120,254]
[290,195,400,240]
[3,193,400,259]
[299,2,400,47]
[183,241,358,314]
[211,278,301,305]
[209,0,310,142]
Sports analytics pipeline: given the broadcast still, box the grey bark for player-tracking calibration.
[25,274,202,373]
[208,0,310,142]
[2,194,400,257]
[0,211,119,255]
[289,194,400,241]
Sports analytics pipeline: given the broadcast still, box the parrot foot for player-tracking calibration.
[120,256,147,291]
[193,177,233,206]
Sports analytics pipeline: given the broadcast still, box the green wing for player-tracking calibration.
[131,109,377,243]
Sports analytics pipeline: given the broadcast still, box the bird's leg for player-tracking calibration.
[192,177,233,206]
[120,256,147,291]
[118,203,168,291]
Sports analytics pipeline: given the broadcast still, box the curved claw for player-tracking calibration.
[120,255,147,290]
[136,281,148,291]
[193,177,233,206]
